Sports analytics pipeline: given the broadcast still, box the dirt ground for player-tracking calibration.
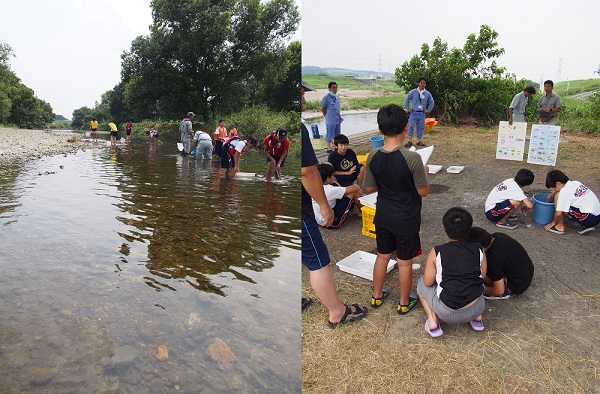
[302,125,600,393]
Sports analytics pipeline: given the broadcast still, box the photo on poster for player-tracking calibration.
[496,121,527,161]
[527,125,561,166]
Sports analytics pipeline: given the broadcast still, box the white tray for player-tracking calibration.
[446,166,465,174]
[336,251,395,281]
[428,164,442,174]
[358,192,378,209]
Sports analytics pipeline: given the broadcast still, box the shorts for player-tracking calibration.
[375,226,422,261]
[302,213,330,271]
[568,206,600,228]
[485,200,514,222]
[327,196,353,229]
[325,123,341,143]
[334,164,364,187]
[110,131,118,137]
[126,129,131,135]
[417,277,485,324]
[91,128,98,132]
[266,155,286,167]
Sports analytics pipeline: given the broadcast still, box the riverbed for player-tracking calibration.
[0,141,301,392]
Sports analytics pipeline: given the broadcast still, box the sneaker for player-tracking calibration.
[416,141,426,147]
[404,141,413,148]
[577,227,596,235]
[484,293,512,300]
[496,221,517,229]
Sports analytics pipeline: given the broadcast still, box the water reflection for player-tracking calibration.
[0,141,301,392]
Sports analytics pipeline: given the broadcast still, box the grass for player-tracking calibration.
[554,78,600,96]
[303,74,403,92]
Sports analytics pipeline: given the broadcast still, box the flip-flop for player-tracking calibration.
[470,319,485,331]
[301,297,313,311]
[548,226,565,235]
[424,320,443,337]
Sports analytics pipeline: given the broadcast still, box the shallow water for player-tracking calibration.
[0,141,301,392]
[304,112,378,137]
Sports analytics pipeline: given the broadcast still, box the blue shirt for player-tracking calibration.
[404,89,434,112]
[320,93,342,125]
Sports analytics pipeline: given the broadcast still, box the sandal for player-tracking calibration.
[328,304,368,329]
[470,319,485,331]
[424,319,444,338]
[370,288,389,308]
[396,295,418,315]
[302,297,313,311]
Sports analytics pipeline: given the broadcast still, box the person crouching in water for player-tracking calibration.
[264,128,290,180]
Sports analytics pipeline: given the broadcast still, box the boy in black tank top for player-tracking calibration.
[417,207,487,337]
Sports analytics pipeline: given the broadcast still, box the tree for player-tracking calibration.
[120,0,299,121]
[395,25,519,125]
[261,40,301,111]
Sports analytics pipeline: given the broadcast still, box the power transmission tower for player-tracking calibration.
[378,55,382,78]
[556,58,562,82]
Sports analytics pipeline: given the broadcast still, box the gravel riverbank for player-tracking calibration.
[0,128,93,166]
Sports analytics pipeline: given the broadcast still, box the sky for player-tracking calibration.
[301,0,600,84]
[0,0,153,119]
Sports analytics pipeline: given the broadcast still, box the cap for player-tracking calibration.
[301,80,315,91]
[277,128,288,139]
[187,112,195,117]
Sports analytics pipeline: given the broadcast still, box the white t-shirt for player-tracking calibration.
[556,180,600,215]
[229,139,247,153]
[312,184,346,224]
[485,178,527,212]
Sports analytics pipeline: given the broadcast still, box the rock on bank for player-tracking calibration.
[0,128,91,166]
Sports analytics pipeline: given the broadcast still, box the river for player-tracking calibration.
[0,140,301,392]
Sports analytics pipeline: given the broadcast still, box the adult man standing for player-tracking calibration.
[264,128,290,181]
[537,80,562,125]
[404,77,434,147]
[320,81,343,153]
[508,86,536,125]
[179,112,195,156]
[302,80,367,328]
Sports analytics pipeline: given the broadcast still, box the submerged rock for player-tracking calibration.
[206,338,237,369]
[156,344,169,361]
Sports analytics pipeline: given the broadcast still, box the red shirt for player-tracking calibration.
[263,135,290,157]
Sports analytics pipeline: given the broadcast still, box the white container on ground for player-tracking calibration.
[336,251,395,281]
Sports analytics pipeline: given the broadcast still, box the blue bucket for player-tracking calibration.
[532,193,555,225]
[369,135,384,149]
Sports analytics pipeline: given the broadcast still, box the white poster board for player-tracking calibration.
[527,125,561,166]
[496,121,527,161]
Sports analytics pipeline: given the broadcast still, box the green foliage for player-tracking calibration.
[215,105,299,139]
[394,25,519,125]
[120,0,300,121]
[49,120,72,129]
[0,42,55,129]
[556,94,600,134]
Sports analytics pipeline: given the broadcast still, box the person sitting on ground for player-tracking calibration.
[327,134,366,188]
[543,170,600,235]
[468,227,534,299]
[312,163,363,229]
[484,168,534,229]
[263,128,290,181]
[417,207,487,338]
